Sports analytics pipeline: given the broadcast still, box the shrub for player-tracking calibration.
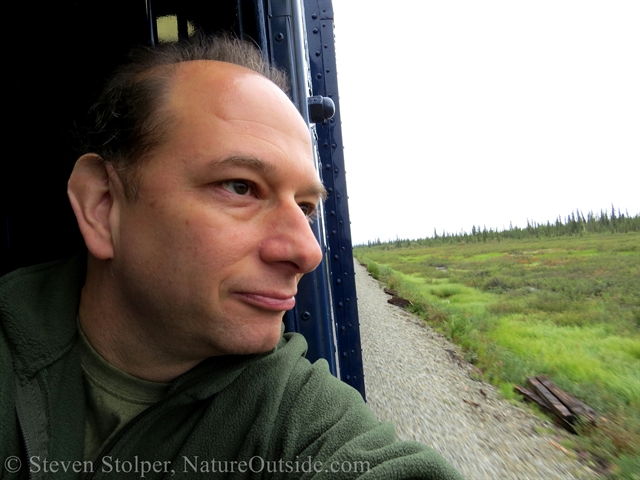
[367,261,381,279]
[482,276,516,292]
[525,291,572,313]
[447,315,470,342]
[430,285,462,299]
[488,299,525,315]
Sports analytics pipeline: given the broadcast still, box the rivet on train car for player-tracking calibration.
[336,279,342,284]
[275,33,284,42]
[330,211,336,216]
[311,13,318,19]
[338,302,343,308]
[301,311,311,321]
[313,28,319,34]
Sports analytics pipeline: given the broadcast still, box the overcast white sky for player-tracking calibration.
[330,0,640,245]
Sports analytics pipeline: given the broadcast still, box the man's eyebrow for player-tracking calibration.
[214,155,327,201]
[216,155,276,174]
[305,182,328,201]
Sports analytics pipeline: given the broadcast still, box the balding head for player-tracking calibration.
[81,35,290,199]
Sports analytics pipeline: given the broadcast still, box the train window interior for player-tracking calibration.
[2,0,262,276]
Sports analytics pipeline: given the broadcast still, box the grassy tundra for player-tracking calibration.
[354,232,639,477]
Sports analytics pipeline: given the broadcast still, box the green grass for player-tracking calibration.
[490,319,640,404]
[354,232,640,474]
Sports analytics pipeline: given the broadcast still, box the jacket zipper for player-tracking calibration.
[16,406,34,480]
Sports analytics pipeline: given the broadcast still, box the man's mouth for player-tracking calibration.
[233,292,296,311]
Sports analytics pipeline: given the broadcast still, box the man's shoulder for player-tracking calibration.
[0,256,86,378]
[270,331,362,401]
[227,332,464,479]
[0,255,86,296]
[190,330,363,432]
[0,255,85,325]
[231,332,378,448]
[243,330,358,404]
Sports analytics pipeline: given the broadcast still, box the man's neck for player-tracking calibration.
[78,262,205,383]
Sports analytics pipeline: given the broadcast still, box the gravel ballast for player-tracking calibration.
[353,260,596,480]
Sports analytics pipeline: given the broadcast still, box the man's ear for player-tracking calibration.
[68,154,120,260]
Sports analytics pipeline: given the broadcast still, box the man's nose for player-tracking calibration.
[259,202,323,274]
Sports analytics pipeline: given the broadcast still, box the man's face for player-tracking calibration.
[109,61,324,360]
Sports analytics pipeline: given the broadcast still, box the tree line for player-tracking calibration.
[361,206,640,248]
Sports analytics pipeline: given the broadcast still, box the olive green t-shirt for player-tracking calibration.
[78,325,171,462]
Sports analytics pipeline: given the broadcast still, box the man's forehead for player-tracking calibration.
[165,60,303,129]
[169,60,277,98]
[154,59,320,195]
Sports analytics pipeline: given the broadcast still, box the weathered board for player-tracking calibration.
[537,375,598,425]
[527,377,577,433]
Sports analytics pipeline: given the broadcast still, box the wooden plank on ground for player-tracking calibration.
[536,375,598,424]
[527,377,575,425]
[514,385,550,411]
[387,296,412,308]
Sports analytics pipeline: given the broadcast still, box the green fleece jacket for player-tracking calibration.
[0,257,463,480]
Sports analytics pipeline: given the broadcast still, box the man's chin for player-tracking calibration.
[218,327,283,356]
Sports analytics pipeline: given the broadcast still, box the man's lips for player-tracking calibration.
[233,292,296,311]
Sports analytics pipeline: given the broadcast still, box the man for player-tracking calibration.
[0,36,462,479]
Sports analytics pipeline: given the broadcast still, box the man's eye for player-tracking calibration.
[300,203,318,223]
[221,180,253,196]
